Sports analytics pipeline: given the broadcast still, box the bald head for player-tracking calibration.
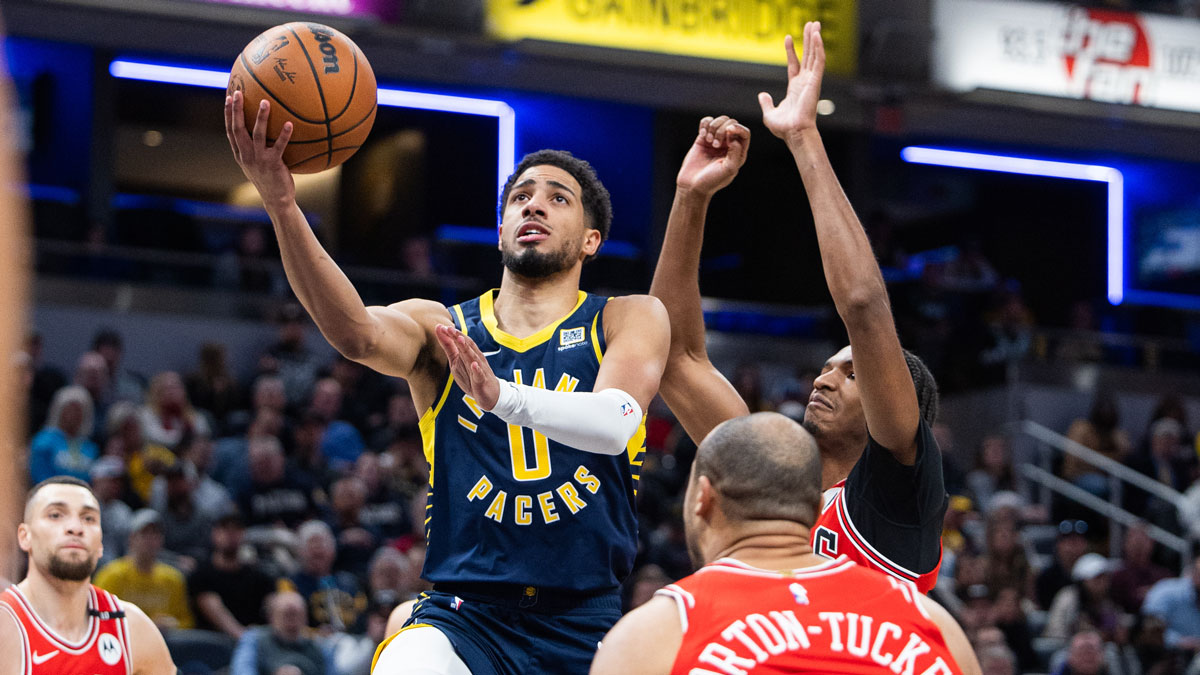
[695,412,823,526]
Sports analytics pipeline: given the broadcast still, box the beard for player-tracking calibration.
[501,242,575,279]
[47,552,97,582]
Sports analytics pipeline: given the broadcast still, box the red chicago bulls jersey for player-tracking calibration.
[658,555,961,674]
[0,585,133,675]
[812,481,942,594]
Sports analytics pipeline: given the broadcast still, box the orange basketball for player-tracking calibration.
[228,22,376,174]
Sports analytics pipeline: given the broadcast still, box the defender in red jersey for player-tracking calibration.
[591,413,977,675]
[650,22,945,592]
[0,477,176,675]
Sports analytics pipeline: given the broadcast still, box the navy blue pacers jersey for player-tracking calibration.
[419,290,645,593]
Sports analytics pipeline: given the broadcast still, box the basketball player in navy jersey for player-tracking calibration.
[226,94,669,674]
[651,23,947,592]
[0,477,176,675]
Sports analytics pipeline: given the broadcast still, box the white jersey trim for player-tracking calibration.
[654,586,692,634]
[698,555,856,580]
[831,485,924,582]
[8,586,99,654]
[1,603,31,675]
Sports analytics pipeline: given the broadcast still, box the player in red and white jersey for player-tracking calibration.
[0,476,176,675]
[649,21,945,593]
[591,413,978,675]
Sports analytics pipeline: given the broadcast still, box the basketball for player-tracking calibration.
[228,22,376,173]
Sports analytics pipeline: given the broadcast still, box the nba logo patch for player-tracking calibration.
[788,583,809,606]
[560,327,586,347]
[450,596,464,611]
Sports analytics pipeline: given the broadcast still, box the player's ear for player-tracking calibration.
[497,225,504,251]
[16,522,31,553]
[694,475,715,519]
[581,228,602,258]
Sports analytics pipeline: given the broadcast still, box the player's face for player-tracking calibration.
[18,484,103,582]
[803,346,868,445]
[499,166,599,278]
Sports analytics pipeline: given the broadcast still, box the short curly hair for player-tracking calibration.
[498,149,612,262]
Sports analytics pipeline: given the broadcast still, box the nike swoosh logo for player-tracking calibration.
[32,650,59,665]
[480,349,501,357]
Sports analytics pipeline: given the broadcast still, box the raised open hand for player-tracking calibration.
[758,22,826,146]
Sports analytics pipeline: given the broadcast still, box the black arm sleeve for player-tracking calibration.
[842,419,948,575]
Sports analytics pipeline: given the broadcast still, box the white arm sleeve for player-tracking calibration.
[488,381,642,456]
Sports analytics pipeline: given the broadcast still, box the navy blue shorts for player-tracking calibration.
[403,583,622,675]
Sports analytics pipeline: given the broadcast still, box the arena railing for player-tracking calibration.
[1011,419,1190,565]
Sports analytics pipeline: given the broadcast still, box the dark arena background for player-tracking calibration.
[4,0,1200,672]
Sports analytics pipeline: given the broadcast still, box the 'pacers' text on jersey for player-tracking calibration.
[419,290,644,592]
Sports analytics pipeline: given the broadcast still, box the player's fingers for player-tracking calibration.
[251,99,270,148]
[812,23,826,74]
[273,121,293,159]
[224,96,240,158]
[785,34,800,79]
[757,92,775,116]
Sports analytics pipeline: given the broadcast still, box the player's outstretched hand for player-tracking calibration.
[676,115,750,198]
[758,21,825,147]
[224,90,296,207]
[434,324,502,410]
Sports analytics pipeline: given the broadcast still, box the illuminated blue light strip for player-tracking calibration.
[900,146,1125,306]
[109,59,516,195]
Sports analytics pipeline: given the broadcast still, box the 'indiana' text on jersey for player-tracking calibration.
[419,290,645,592]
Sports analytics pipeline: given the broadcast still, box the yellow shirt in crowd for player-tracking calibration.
[93,557,195,629]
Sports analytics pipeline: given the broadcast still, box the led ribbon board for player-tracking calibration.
[900,146,1125,306]
[109,59,516,195]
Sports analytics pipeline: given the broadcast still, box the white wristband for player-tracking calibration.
[488,381,642,456]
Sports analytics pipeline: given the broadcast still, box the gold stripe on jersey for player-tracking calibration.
[479,289,588,352]
[419,375,456,487]
[452,304,468,333]
[590,311,603,364]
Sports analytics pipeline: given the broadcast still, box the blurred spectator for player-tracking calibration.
[731,362,766,413]
[259,303,323,410]
[215,225,285,295]
[92,328,145,402]
[982,515,1032,595]
[152,429,233,519]
[978,285,1034,377]
[365,547,418,609]
[932,422,968,497]
[90,455,132,567]
[213,405,286,497]
[1063,394,1132,489]
[966,434,1016,512]
[232,591,328,675]
[325,476,380,578]
[105,401,172,505]
[355,452,411,541]
[1142,554,1200,652]
[1037,519,1092,609]
[1110,523,1171,615]
[187,342,241,432]
[990,586,1037,672]
[1044,553,1122,641]
[26,331,67,433]
[139,371,211,452]
[74,351,111,441]
[30,384,97,483]
[1130,417,1196,539]
[308,378,365,473]
[237,435,317,529]
[94,509,195,631]
[1055,300,1104,364]
[190,509,279,640]
[367,388,420,451]
[289,520,368,633]
[292,412,335,489]
[328,357,388,434]
[152,460,215,565]
[626,564,670,610]
[1052,629,1108,675]
[942,239,1000,293]
[977,643,1017,675]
